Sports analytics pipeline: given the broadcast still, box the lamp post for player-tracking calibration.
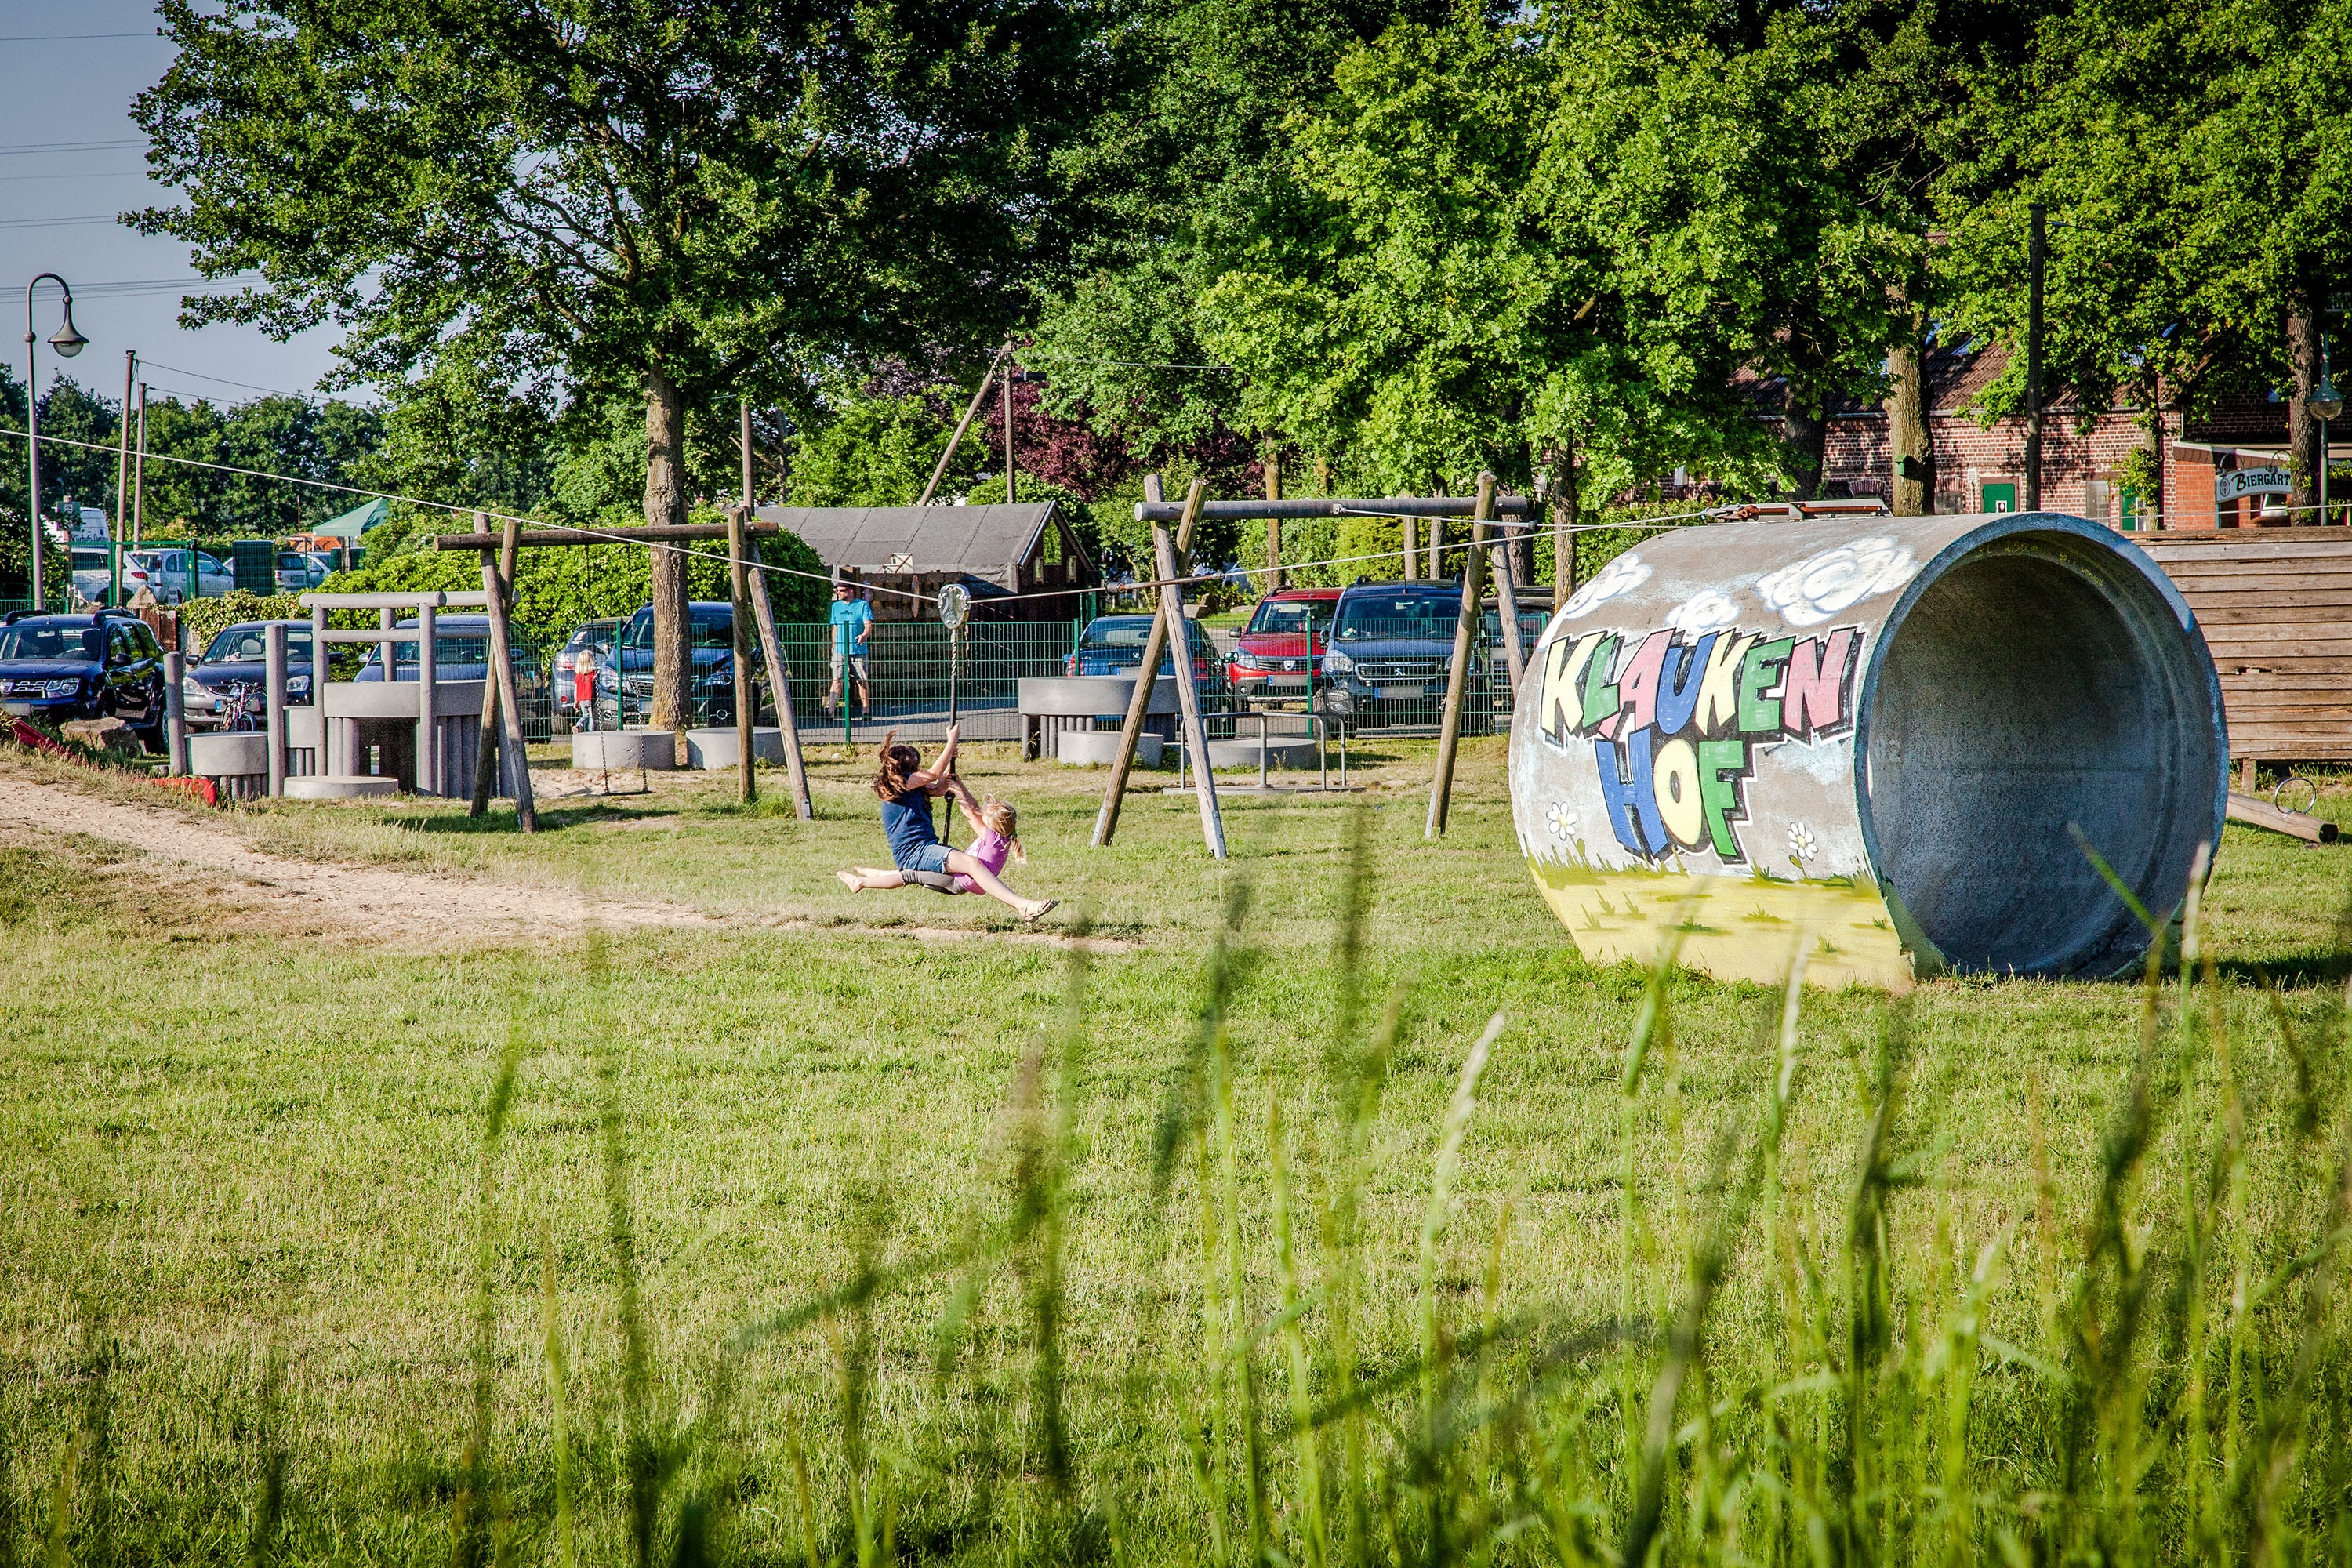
[23,273,88,612]
[2311,334,2341,526]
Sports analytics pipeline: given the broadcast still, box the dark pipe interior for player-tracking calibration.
[1863,542,2218,975]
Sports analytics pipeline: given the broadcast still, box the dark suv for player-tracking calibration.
[1316,580,1501,731]
[598,603,740,728]
[0,610,166,746]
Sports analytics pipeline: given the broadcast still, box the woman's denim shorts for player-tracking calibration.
[895,840,953,876]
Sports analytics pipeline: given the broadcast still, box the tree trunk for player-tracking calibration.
[1886,304,1935,516]
[1264,448,1282,590]
[1780,377,1827,502]
[2288,266,2325,516]
[645,367,691,747]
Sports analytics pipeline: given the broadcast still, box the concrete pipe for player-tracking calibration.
[1508,513,2227,988]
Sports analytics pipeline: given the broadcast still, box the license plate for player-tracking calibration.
[1376,684,1427,701]
[1262,675,1308,691]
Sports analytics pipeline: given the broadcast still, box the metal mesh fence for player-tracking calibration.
[529,605,1550,750]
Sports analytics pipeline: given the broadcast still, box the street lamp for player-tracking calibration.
[23,273,86,612]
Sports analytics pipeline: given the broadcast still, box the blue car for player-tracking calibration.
[1065,613,1228,698]
[0,610,166,746]
[597,603,740,728]
[183,619,317,730]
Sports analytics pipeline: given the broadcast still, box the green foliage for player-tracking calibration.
[787,394,979,509]
[1933,0,2352,421]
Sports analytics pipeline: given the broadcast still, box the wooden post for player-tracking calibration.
[915,347,1008,508]
[1426,474,1495,839]
[114,350,132,605]
[745,536,811,819]
[264,622,287,798]
[1402,514,1417,580]
[1429,514,1443,579]
[1553,433,1577,603]
[469,515,506,815]
[1490,521,1526,695]
[1091,475,1203,848]
[1265,450,1282,590]
[728,505,757,805]
[481,519,537,832]
[310,604,331,772]
[132,381,147,544]
[1003,343,1017,506]
[416,601,437,793]
[1156,521,1225,859]
[163,650,187,775]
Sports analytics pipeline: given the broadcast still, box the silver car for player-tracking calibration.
[123,548,235,602]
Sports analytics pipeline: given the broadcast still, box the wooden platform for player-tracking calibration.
[2138,528,2352,761]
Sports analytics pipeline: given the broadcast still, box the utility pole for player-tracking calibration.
[2025,202,2045,512]
[114,350,134,605]
[1003,340,1016,506]
[132,381,147,544]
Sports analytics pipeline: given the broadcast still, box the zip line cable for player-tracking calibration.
[0,422,1752,612]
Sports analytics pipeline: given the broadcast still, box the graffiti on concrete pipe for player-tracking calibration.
[1508,515,2228,991]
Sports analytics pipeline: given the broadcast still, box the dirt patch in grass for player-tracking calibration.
[0,759,1128,951]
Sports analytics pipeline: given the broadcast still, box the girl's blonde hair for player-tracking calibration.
[981,798,1026,866]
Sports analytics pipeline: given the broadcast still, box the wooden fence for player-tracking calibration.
[2140,528,2352,763]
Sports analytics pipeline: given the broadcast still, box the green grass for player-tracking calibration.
[5,742,2352,1565]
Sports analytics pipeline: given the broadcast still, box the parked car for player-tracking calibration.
[355,616,494,682]
[275,550,334,592]
[1225,587,1340,705]
[69,546,160,605]
[1065,612,1227,696]
[0,610,166,745]
[123,548,234,602]
[1316,579,1501,730]
[555,618,622,720]
[182,620,318,730]
[597,603,740,728]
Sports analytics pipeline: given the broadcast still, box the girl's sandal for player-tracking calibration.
[1022,900,1059,924]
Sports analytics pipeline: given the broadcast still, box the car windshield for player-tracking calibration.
[1247,601,1329,637]
[619,613,731,651]
[1334,593,1461,641]
[1082,618,1156,649]
[201,627,315,663]
[72,550,107,569]
[389,633,491,669]
[0,625,103,660]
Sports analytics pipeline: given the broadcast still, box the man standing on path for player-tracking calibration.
[829,578,873,715]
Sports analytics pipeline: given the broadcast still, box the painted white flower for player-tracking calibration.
[1559,551,1651,619]
[1787,821,1817,863]
[1755,536,1918,626]
[1546,801,1579,840]
[1664,589,1740,637]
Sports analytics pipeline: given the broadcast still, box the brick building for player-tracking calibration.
[1762,340,2326,531]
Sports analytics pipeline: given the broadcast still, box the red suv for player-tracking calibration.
[1226,587,1341,705]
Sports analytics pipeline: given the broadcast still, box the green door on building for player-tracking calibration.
[1980,481,2018,513]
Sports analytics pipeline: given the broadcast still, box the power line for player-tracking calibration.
[140,360,321,399]
[0,170,149,183]
[0,32,159,42]
[0,139,145,157]
[0,214,128,230]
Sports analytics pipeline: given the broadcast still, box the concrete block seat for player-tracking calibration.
[1193,737,1320,771]
[283,775,401,800]
[684,727,786,769]
[572,728,676,770]
[1057,731,1165,767]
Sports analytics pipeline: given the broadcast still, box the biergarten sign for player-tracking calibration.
[2216,466,2292,504]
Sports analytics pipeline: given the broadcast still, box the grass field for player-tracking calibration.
[5,738,2352,1566]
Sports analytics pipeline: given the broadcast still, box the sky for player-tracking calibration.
[0,0,348,416]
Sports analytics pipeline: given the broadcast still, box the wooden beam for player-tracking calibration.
[1091,475,1203,848]
[2227,789,2339,844]
[746,535,813,820]
[728,505,757,806]
[1155,519,1225,859]
[1490,521,1527,696]
[482,514,537,833]
[1425,473,1495,839]
[467,514,505,815]
[433,524,786,551]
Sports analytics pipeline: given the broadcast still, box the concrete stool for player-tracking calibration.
[572,729,676,770]
[684,727,785,769]
[283,775,402,800]
[1057,731,1165,768]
